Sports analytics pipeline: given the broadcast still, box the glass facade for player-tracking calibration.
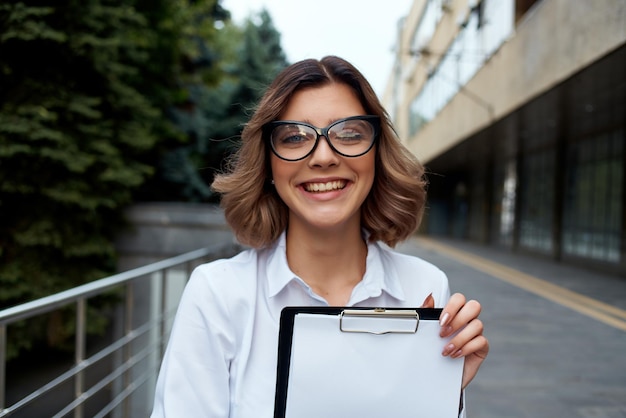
[492,159,517,247]
[519,150,555,253]
[411,0,445,52]
[562,130,623,262]
[409,0,514,136]
[560,41,625,264]
[424,44,625,273]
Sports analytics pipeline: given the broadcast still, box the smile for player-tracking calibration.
[303,180,347,193]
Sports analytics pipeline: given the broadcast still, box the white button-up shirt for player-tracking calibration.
[151,233,456,417]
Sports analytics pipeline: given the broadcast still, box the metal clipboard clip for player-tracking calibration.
[339,308,420,335]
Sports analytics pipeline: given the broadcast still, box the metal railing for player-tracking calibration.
[0,242,241,418]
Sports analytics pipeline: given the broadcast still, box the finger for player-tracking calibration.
[461,336,490,388]
[441,318,484,356]
[440,299,481,337]
[451,299,482,329]
[439,300,482,337]
[448,320,485,358]
[421,293,434,308]
[439,293,466,327]
[458,334,490,360]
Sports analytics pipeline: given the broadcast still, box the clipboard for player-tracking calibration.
[274,307,464,418]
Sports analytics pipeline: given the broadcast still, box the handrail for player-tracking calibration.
[0,244,240,325]
[0,241,242,417]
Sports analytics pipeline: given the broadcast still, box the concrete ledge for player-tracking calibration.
[115,203,236,271]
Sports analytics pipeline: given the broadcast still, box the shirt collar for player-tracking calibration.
[266,231,406,302]
[267,232,298,298]
[359,240,406,302]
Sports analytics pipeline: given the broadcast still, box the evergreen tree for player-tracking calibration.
[0,0,284,358]
[234,9,290,109]
[134,0,231,201]
[202,9,289,185]
[0,0,228,358]
[143,9,289,201]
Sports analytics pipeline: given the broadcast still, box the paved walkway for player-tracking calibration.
[397,236,626,418]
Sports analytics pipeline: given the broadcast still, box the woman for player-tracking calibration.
[151,56,488,417]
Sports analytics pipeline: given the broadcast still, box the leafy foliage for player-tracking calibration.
[0,1,158,292]
[0,1,288,360]
[139,9,289,201]
[0,0,221,359]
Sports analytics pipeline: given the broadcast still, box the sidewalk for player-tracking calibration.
[397,236,626,418]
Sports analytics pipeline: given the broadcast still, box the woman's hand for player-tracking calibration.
[439,293,489,388]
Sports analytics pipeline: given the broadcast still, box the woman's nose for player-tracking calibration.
[308,136,339,167]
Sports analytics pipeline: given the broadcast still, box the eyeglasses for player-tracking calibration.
[264,115,380,161]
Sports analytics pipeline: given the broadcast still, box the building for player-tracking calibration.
[384,0,626,275]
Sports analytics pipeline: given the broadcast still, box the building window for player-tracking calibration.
[411,0,444,53]
[408,0,514,137]
[519,150,555,253]
[562,130,623,262]
[498,160,517,246]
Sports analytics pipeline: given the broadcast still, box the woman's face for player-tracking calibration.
[270,83,376,233]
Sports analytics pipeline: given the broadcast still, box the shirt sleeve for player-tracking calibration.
[151,265,236,418]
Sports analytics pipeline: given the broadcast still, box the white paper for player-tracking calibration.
[284,313,464,418]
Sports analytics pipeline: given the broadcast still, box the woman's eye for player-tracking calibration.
[282,134,307,144]
[335,130,364,142]
[275,128,313,146]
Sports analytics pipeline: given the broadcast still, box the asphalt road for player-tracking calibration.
[397,236,626,418]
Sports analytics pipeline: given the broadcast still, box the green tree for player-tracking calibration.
[134,0,231,201]
[141,9,289,202]
[232,9,289,113]
[0,0,228,358]
[202,9,289,177]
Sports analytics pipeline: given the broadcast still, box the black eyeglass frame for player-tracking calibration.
[263,115,381,162]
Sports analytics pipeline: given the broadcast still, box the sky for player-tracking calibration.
[221,0,415,96]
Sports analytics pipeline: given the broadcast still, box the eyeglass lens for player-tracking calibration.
[270,118,375,161]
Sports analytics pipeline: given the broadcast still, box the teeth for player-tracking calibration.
[304,181,346,192]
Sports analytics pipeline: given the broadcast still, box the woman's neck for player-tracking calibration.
[285,221,368,306]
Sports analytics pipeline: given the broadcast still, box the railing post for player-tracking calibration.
[74,299,86,418]
[0,324,6,411]
[159,269,168,360]
[123,282,134,417]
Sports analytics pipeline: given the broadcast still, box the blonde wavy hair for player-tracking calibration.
[212,56,427,248]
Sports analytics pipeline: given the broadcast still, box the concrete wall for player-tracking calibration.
[115,202,235,271]
[404,0,626,163]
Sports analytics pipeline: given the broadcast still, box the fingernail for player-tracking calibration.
[439,312,450,326]
[439,325,452,337]
[452,349,463,358]
[442,343,455,356]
